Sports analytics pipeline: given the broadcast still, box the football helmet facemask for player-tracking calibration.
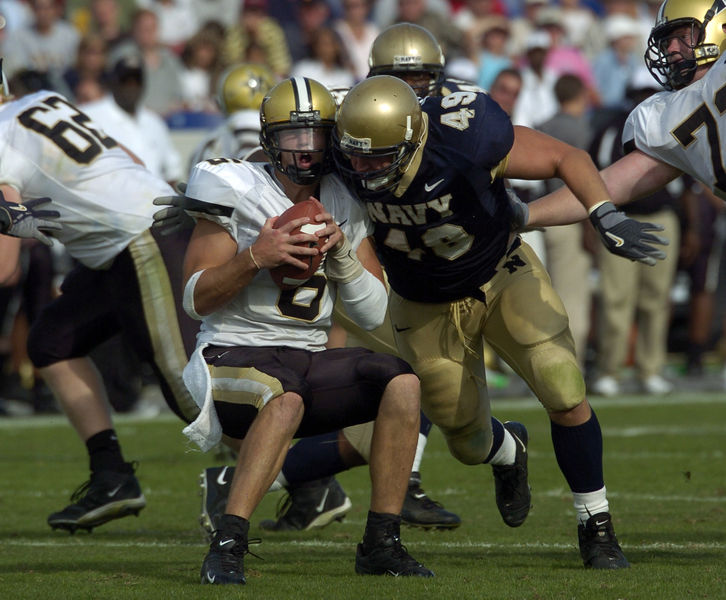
[260,77,337,185]
[367,23,445,98]
[333,76,425,197]
[0,58,11,104]
[217,63,276,115]
[645,0,726,90]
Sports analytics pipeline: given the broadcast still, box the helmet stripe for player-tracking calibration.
[291,77,313,112]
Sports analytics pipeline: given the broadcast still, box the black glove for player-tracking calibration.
[589,201,668,266]
[152,185,233,236]
[0,193,61,246]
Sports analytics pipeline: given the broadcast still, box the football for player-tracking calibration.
[269,198,326,290]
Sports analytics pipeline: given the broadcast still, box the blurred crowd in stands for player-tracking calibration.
[2,0,726,417]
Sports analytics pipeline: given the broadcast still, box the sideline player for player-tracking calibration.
[186,63,276,171]
[332,75,648,569]
[181,77,432,583]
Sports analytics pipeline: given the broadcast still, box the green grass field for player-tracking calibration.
[0,393,724,599]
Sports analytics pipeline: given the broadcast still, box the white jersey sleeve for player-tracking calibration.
[624,57,726,199]
[0,91,173,268]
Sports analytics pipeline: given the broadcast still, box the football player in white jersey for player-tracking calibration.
[522,1,726,243]
[182,77,433,584]
[186,63,277,172]
[0,83,200,533]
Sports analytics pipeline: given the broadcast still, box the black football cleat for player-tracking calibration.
[578,512,630,569]
[47,463,145,533]
[355,518,434,577]
[492,421,531,527]
[201,515,259,585]
[199,465,234,541]
[259,477,352,531]
[401,472,461,530]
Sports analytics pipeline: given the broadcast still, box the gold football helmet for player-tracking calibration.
[216,63,276,115]
[645,0,726,89]
[367,23,445,97]
[260,77,337,184]
[333,75,425,196]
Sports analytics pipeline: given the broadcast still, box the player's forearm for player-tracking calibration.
[184,249,259,318]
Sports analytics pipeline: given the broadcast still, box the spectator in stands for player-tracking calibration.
[291,25,354,90]
[588,68,680,397]
[111,8,185,116]
[222,0,292,78]
[393,0,463,61]
[538,6,600,107]
[62,33,109,102]
[191,0,241,31]
[537,73,594,367]
[1,0,80,81]
[80,54,184,186]
[487,67,521,114]
[475,17,513,91]
[508,0,549,58]
[559,0,597,51]
[179,29,223,112]
[135,0,200,53]
[284,0,333,63]
[333,0,379,81]
[89,0,129,51]
[592,14,643,111]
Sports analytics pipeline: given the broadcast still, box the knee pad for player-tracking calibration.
[529,339,586,412]
[442,420,493,465]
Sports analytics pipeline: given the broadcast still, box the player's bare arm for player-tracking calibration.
[183,215,320,316]
[505,126,612,212]
[527,150,683,228]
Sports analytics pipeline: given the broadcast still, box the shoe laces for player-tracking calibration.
[213,531,263,562]
[408,484,443,510]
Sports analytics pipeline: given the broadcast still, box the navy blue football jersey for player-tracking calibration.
[363,89,515,302]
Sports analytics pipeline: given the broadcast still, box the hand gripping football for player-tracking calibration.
[269,198,326,289]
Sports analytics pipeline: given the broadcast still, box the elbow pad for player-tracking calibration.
[337,269,388,331]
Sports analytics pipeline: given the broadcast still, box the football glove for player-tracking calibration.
[0,193,61,246]
[589,201,668,266]
[152,184,234,236]
[506,187,529,232]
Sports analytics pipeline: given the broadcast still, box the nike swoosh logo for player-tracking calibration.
[594,520,609,527]
[219,539,235,547]
[107,484,123,497]
[205,571,216,583]
[394,325,411,333]
[315,488,329,513]
[511,432,527,454]
[424,178,444,192]
[605,232,624,248]
[216,466,230,486]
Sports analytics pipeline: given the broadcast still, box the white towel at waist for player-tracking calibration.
[182,343,221,452]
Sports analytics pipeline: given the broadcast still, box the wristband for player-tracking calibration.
[325,234,364,283]
[587,200,612,216]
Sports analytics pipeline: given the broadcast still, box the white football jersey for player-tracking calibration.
[624,56,726,200]
[186,159,372,351]
[0,91,174,268]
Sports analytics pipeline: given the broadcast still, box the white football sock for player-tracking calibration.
[573,487,609,525]
[488,428,516,466]
[411,432,428,474]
